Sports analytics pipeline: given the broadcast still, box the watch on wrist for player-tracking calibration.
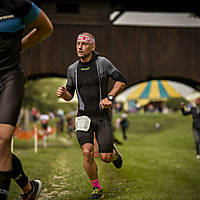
[107,95,114,101]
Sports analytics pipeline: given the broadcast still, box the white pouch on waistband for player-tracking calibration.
[75,116,91,132]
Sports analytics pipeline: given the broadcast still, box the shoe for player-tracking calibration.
[21,180,42,200]
[88,187,103,199]
[197,155,200,159]
[112,145,123,169]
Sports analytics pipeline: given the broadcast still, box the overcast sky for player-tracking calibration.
[110,11,200,28]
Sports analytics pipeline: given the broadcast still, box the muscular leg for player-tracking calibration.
[82,143,98,180]
[99,146,123,169]
[0,124,14,199]
[11,154,31,194]
[0,70,36,199]
[0,124,13,171]
[100,150,116,163]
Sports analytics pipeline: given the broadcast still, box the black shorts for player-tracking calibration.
[0,67,26,126]
[76,118,114,153]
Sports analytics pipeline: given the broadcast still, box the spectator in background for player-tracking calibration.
[31,107,39,122]
[180,98,200,159]
[57,109,65,133]
[49,111,56,120]
[39,114,50,135]
[66,113,74,138]
[120,113,129,141]
[115,117,121,130]
[57,114,64,133]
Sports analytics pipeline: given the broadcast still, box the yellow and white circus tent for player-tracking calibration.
[127,80,182,107]
[185,92,200,102]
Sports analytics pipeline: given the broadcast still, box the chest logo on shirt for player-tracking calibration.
[81,67,90,71]
[0,15,14,21]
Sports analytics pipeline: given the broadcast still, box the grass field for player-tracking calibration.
[8,112,200,200]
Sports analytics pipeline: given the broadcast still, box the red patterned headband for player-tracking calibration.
[77,35,95,46]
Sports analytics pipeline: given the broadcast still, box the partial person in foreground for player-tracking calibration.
[180,97,200,159]
[57,32,127,199]
[0,0,53,199]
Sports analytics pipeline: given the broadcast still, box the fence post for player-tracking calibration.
[43,135,47,148]
[34,123,38,153]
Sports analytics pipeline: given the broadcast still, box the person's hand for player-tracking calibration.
[180,102,185,107]
[56,86,66,98]
[100,98,112,109]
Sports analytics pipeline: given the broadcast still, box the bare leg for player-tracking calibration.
[0,124,14,171]
[100,147,123,169]
[100,151,116,163]
[0,124,14,199]
[82,143,98,180]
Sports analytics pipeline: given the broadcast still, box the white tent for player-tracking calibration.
[185,92,200,102]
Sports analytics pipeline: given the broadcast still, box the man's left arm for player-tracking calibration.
[100,81,126,109]
[108,81,126,98]
[100,59,127,109]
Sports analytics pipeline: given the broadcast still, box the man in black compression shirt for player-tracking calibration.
[0,1,53,199]
[57,32,127,199]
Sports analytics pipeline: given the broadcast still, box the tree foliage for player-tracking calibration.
[165,97,188,111]
[23,77,77,113]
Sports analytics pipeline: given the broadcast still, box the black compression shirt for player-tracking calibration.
[66,52,127,119]
[0,0,39,71]
[77,53,110,118]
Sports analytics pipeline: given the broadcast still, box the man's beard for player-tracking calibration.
[78,52,92,59]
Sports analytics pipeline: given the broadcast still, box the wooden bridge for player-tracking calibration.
[22,0,200,90]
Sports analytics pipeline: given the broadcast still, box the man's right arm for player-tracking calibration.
[57,63,76,101]
[56,86,73,101]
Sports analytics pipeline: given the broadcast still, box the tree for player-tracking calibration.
[165,97,188,111]
[23,77,77,113]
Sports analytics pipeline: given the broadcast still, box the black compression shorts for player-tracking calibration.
[0,67,26,126]
[76,118,114,153]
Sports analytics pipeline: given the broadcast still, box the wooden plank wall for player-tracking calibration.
[110,26,200,89]
[21,24,200,90]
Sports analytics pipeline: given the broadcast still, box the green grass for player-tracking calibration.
[8,112,200,200]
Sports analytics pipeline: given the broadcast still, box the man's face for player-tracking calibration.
[76,40,95,59]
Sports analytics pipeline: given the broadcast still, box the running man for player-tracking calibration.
[181,98,200,159]
[0,0,53,199]
[57,32,127,199]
